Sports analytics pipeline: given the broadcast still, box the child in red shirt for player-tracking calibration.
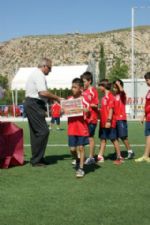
[135,72,150,162]
[50,100,61,130]
[67,78,89,178]
[97,79,123,164]
[113,79,134,159]
[81,71,99,165]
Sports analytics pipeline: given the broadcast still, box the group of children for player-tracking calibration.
[66,71,150,178]
[49,71,150,178]
[66,72,131,177]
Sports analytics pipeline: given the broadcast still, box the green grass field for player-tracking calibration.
[0,121,150,225]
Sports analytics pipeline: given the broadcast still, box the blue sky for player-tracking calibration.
[0,0,150,42]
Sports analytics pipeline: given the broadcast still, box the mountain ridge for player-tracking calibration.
[0,25,150,83]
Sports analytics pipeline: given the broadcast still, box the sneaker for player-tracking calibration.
[125,151,135,160]
[84,157,95,165]
[71,159,76,165]
[76,168,85,178]
[72,159,80,170]
[97,155,104,163]
[135,156,150,162]
[113,156,124,165]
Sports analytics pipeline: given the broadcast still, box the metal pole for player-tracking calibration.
[15,89,18,106]
[131,7,134,81]
[131,7,135,118]
[131,6,150,118]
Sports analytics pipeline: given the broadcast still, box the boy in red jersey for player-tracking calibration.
[113,79,134,159]
[135,72,150,162]
[97,79,123,164]
[50,100,61,130]
[81,71,99,165]
[67,78,89,177]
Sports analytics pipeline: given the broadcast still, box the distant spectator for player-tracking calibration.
[49,100,62,130]
[15,106,21,117]
[4,105,9,117]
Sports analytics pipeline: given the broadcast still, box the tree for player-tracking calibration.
[0,75,9,89]
[99,44,106,81]
[108,57,128,82]
[17,90,25,104]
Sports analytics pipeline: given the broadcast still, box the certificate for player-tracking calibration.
[61,97,83,117]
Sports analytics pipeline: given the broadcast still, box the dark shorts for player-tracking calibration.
[99,128,117,141]
[68,136,89,147]
[145,121,150,136]
[88,123,97,137]
[116,120,128,139]
[51,117,60,125]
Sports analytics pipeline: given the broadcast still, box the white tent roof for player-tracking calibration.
[11,65,88,90]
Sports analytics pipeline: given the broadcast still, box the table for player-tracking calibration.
[0,122,24,168]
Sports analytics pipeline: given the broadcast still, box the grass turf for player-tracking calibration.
[0,121,150,225]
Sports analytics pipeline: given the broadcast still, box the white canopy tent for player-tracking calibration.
[11,64,89,113]
[11,64,89,91]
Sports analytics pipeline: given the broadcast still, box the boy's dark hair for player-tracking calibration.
[72,78,83,87]
[98,79,111,90]
[144,72,150,80]
[113,79,124,87]
[80,71,93,84]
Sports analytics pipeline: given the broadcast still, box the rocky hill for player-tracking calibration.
[0,26,150,84]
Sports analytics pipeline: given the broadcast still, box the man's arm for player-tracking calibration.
[39,91,60,102]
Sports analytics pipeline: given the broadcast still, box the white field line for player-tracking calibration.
[24,144,145,147]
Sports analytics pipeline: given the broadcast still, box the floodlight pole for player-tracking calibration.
[131,7,135,82]
[131,7,137,119]
[131,6,150,118]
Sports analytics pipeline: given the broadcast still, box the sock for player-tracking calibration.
[128,150,133,153]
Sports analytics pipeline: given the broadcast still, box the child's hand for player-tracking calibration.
[61,109,64,115]
[115,81,120,86]
[83,107,91,118]
[90,103,98,108]
[140,115,145,125]
[83,108,89,112]
[105,121,111,128]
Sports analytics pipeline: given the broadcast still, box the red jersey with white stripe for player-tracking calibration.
[114,91,127,121]
[68,96,89,136]
[51,103,61,118]
[145,90,150,121]
[82,87,99,124]
[100,92,116,128]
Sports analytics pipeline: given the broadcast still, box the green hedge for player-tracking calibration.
[0,89,72,105]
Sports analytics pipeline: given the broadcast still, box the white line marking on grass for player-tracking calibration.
[24,144,145,147]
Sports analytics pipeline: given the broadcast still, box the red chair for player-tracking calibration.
[0,122,24,168]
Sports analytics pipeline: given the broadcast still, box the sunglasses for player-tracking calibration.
[45,65,51,70]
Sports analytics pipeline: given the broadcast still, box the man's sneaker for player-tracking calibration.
[76,168,85,178]
[113,156,124,165]
[135,156,150,163]
[97,155,104,163]
[84,157,95,165]
[125,151,135,159]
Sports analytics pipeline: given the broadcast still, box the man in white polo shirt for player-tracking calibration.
[24,58,60,167]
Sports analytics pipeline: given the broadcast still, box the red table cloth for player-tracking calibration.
[0,122,24,168]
